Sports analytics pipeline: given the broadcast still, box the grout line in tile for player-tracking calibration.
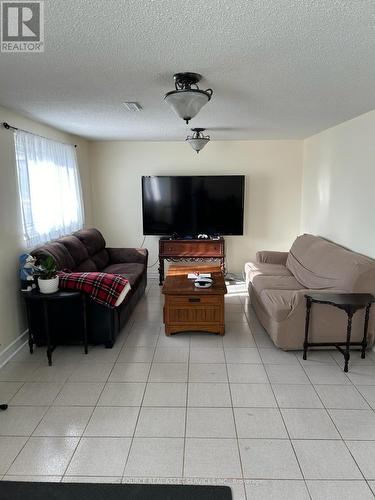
[5,381,27,403]
[298,358,369,484]
[181,332,191,479]
[60,341,128,479]
[262,353,312,497]
[119,337,157,480]
[1,404,50,476]
[223,342,249,499]
[355,388,375,412]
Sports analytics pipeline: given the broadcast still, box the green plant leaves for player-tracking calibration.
[36,255,57,280]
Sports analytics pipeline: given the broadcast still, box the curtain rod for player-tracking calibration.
[2,122,77,148]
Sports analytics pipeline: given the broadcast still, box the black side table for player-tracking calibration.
[304,292,374,372]
[23,289,88,366]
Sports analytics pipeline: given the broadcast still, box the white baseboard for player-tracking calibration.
[147,271,159,279]
[0,330,28,369]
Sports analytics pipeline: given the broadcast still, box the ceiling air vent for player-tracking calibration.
[123,102,143,112]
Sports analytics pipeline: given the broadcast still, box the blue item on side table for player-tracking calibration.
[19,253,37,292]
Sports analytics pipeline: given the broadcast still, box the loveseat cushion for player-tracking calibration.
[245,261,291,286]
[287,234,375,291]
[252,275,305,296]
[259,289,295,322]
[256,251,289,265]
[103,263,145,288]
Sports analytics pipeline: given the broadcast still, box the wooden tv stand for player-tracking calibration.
[158,237,225,285]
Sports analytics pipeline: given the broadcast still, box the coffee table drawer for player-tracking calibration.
[167,295,221,306]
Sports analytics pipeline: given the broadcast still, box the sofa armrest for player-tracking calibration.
[107,247,148,265]
[256,251,289,265]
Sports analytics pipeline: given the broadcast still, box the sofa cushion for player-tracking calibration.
[245,261,291,285]
[259,289,295,322]
[73,228,109,271]
[74,228,106,256]
[75,259,97,272]
[252,275,305,296]
[91,249,110,270]
[287,234,375,291]
[32,242,75,271]
[59,235,90,267]
[103,263,144,288]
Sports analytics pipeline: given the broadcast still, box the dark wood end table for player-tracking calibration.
[23,289,88,366]
[304,292,374,372]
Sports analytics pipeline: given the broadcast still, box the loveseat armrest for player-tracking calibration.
[107,247,148,265]
[256,251,289,265]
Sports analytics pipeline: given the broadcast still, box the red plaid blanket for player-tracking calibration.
[57,271,131,308]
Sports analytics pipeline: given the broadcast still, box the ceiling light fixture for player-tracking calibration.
[186,128,210,153]
[164,72,213,124]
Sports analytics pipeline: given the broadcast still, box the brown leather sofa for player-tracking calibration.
[245,234,375,350]
[31,228,148,347]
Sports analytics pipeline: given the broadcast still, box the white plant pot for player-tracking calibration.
[38,276,59,294]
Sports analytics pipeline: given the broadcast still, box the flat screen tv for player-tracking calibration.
[142,175,245,236]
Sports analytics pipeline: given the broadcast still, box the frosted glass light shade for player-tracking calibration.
[164,90,210,123]
[186,137,210,153]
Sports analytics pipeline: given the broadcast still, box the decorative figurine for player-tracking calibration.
[19,253,37,291]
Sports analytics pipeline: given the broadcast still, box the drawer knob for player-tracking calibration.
[189,297,201,303]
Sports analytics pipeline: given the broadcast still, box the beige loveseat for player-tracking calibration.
[245,234,375,350]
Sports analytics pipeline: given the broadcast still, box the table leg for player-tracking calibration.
[43,300,52,366]
[344,310,354,372]
[159,258,164,286]
[303,297,312,360]
[82,295,88,355]
[25,303,34,354]
[221,258,225,275]
[361,303,371,359]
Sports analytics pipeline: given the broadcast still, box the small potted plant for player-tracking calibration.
[36,255,59,294]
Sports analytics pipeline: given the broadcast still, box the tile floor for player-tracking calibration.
[1,278,375,499]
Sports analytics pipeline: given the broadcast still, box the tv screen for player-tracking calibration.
[142,175,245,236]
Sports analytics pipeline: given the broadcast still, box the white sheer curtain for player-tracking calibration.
[14,130,84,248]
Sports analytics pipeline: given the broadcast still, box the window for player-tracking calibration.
[14,130,84,248]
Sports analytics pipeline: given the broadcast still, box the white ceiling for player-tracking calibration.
[0,0,375,141]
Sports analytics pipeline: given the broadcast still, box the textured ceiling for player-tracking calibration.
[0,0,375,140]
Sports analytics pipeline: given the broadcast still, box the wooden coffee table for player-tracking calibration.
[162,265,227,336]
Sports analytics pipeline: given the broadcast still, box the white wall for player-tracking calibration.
[90,140,303,273]
[0,105,93,356]
[301,109,375,258]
